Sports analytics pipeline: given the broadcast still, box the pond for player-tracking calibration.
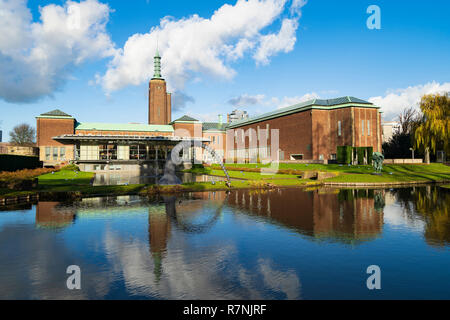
[0,186,449,299]
[92,172,229,186]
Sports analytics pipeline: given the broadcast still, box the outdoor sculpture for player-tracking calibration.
[372,152,384,173]
[158,153,182,185]
[159,142,231,187]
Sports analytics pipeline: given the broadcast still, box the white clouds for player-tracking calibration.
[253,18,298,65]
[228,93,267,107]
[228,91,319,109]
[0,0,306,104]
[0,0,116,103]
[368,81,450,120]
[100,0,304,94]
[273,92,319,108]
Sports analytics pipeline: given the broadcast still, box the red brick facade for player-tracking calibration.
[227,106,382,162]
[149,79,171,125]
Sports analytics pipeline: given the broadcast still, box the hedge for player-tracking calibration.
[337,146,374,165]
[337,146,353,164]
[0,155,42,172]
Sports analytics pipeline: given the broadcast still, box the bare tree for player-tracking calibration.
[9,123,36,146]
[397,106,419,134]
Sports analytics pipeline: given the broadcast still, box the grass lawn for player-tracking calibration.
[2,163,447,201]
[38,170,95,189]
[208,163,450,184]
[0,188,36,198]
[209,169,301,180]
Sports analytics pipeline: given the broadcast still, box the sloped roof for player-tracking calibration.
[37,109,74,119]
[202,122,227,131]
[228,96,377,128]
[172,115,199,122]
[75,122,174,133]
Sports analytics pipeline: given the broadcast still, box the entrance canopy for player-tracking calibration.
[53,134,210,145]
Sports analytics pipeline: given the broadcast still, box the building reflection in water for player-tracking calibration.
[148,192,228,281]
[35,202,77,229]
[226,188,385,244]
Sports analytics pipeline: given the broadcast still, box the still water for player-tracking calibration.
[92,172,229,186]
[0,186,449,300]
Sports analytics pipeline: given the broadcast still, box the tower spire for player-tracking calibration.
[153,46,162,79]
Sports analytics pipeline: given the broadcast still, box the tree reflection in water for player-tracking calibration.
[392,185,450,246]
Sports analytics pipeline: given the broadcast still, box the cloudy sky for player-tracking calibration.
[0,0,449,139]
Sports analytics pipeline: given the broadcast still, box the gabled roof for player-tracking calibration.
[228,96,378,129]
[172,115,199,122]
[202,122,228,132]
[75,122,174,133]
[37,109,74,119]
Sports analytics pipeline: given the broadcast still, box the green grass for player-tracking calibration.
[2,163,448,201]
[0,188,36,198]
[209,163,450,184]
[38,170,95,189]
[325,164,450,183]
[209,169,301,180]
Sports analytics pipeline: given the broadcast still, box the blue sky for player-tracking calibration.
[0,0,449,141]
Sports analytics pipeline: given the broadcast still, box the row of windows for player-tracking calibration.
[45,147,66,161]
[337,120,372,137]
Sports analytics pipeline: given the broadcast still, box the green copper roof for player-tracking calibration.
[202,122,228,131]
[228,96,378,129]
[75,122,174,133]
[172,115,199,122]
[37,109,74,119]
[153,49,162,79]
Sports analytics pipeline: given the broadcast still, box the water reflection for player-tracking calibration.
[226,188,385,244]
[0,185,449,299]
[92,172,228,186]
[391,185,450,246]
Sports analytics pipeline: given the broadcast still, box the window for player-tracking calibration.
[212,136,215,143]
[53,147,58,160]
[60,147,66,160]
[330,154,337,160]
[367,120,371,136]
[45,147,51,160]
[338,121,342,137]
[361,120,365,136]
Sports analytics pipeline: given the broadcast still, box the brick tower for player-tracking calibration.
[148,49,171,125]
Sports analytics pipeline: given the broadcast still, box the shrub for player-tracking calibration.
[356,147,365,165]
[337,146,353,164]
[61,164,80,171]
[0,168,56,182]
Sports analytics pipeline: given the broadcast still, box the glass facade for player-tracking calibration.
[75,143,176,162]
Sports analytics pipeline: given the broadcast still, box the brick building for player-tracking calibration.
[36,50,381,170]
[226,97,382,163]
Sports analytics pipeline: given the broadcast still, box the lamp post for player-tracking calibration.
[410,148,415,161]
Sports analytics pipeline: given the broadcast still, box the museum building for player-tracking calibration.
[36,50,382,170]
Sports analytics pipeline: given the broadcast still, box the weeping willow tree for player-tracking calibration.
[414,93,450,164]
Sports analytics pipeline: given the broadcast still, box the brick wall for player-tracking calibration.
[226,106,382,161]
[149,79,170,125]
[37,118,75,164]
